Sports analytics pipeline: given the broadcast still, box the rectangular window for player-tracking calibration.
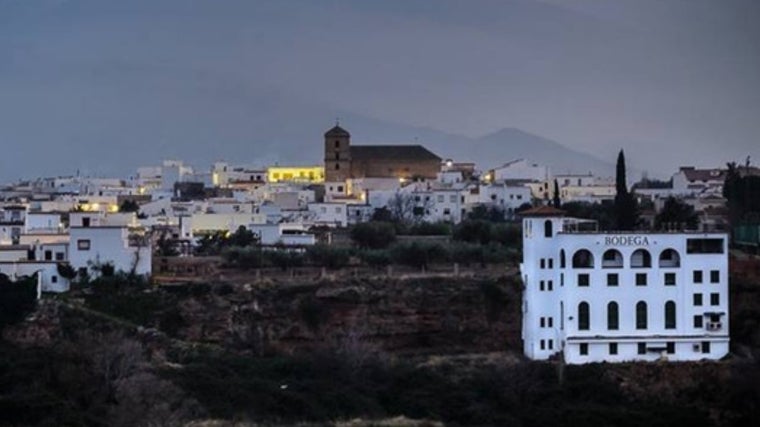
[664,273,676,286]
[540,259,545,269]
[578,273,589,287]
[547,280,553,291]
[607,273,618,287]
[580,343,588,355]
[687,238,724,254]
[693,293,703,306]
[548,259,553,269]
[540,317,545,328]
[548,317,553,328]
[540,340,545,350]
[449,195,457,203]
[51,275,58,283]
[55,252,65,261]
[636,273,647,286]
[710,293,720,306]
[609,342,618,355]
[702,342,711,354]
[638,343,646,355]
[548,340,553,350]
[710,270,720,283]
[77,239,91,251]
[44,250,52,261]
[540,280,545,291]
[437,195,444,203]
[693,270,703,284]
[694,315,703,328]
[666,342,675,354]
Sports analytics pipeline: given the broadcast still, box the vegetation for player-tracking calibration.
[724,160,760,226]
[655,196,699,230]
[350,221,397,249]
[0,274,37,328]
[613,149,639,230]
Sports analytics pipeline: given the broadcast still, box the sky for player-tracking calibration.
[0,0,758,181]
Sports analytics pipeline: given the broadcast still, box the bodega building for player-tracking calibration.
[520,205,729,364]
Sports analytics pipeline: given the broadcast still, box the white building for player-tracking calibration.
[488,159,549,183]
[520,205,729,364]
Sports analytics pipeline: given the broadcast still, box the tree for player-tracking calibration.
[350,222,396,249]
[467,204,506,222]
[0,274,37,328]
[552,179,561,208]
[655,197,699,230]
[228,225,257,247]
[613,150,639,230]
[387,193,417,223]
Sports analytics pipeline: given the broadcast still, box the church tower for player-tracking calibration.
[324,123,352,183]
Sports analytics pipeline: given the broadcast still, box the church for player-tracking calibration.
[323,124,442,183]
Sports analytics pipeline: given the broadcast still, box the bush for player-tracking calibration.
[358,249,392,268]
[0,274,37,328]
[306,245,351,269]
[390,242,449,269]
[453,220,493,245]
[351,222,397,249]
[400,222,452,236]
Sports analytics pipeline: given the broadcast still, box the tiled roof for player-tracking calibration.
[350,145,441,162]
[519,205,565,217]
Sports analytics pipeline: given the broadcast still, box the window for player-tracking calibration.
[702,342,711,354]
[335,163,340,170]
[694,315,703,328]
[607,302,619,330]
[544,220,553,238]
[664,273,676,286]
[547,280,553,291]
[693,293,703,306]
[540,318,545,328]
[572,249,594,268]
[666,342,675,354]
[51,275,58,283]
[659,249,680,267]
[638,343,646,355]
[710,270,720,283]
[548,259,553,269]
[636,301,648,329]
[578,302,590,330]
[337,186,344,192]
[548,317,553,328]
[560,250,566,268]
[335,140,340,148]
[665,301,676,329]
[82,217,91,228]
[449,195,457,203]
[437,195,444,203]
[335,207,341,214]
[540,340,545,350]
[602,249,623,268]
[710,293,720,306]
[540,259,545,269]
[609,342,618,355]
[607,273,619,287]
[77,239,91,251]
[548,340,554,350]
[693,270,703,284]
[55,252,64,261]
[578,273,589,287]
[687,238,724,254]
[630,249,652,268]
[579,343,588,355]
[44,250,52,261]
[540,281,545,291]
[636,273,647,286]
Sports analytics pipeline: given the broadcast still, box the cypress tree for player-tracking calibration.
[614,150,638,230]
[552,179,561,208]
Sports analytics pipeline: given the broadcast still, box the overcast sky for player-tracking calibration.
[1,0,758,181]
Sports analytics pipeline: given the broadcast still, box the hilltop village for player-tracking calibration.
[1,125,759,362]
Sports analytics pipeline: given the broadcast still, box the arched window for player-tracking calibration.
[544,220,553,238]
[636,301,648,329]
[631,249,652,268]
[560,250,566,269]
[665,301,676,329]
[602,249,624,268]
[578,302,590,330]
[607,302,619,330]
[572,249,594,268]
[659,249,680,268]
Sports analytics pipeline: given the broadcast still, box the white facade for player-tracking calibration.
[69,226,151,277]
[490,159,549,182]
[479,183,531,218]
[308,203,348,228]
[520,209,729,364]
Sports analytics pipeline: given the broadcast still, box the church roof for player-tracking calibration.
[324,125,351,138]
[350,145,441,162]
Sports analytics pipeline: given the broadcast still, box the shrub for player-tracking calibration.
[453,220,493,245]
[350,222,397,249]
[0,274,37,328]
[390,242,449,269]
[306,245,351,269]
[358,249,392,268]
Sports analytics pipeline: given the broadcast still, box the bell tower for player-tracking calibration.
[324,123,352,182]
